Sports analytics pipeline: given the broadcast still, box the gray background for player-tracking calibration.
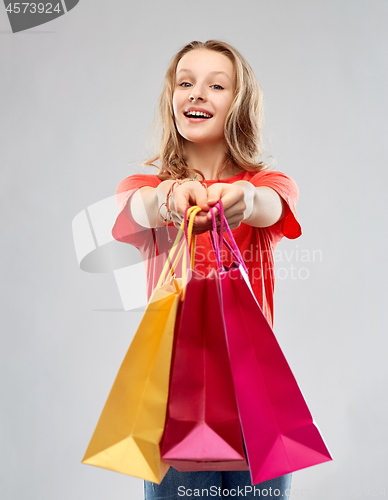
[1,0,387,499]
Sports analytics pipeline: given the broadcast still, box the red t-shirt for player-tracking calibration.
[112,170,301,327]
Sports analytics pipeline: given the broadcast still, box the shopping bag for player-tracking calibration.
[211,202,333,484]
[82,218,192,483]
[160,207,249,471]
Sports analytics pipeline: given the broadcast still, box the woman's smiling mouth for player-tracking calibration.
[184,107,213,120]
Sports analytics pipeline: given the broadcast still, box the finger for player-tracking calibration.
[204,213,241,231]
[206,185,224,206]
[223,213,244,230]
[206,205,219,222]
[193,213,210,225]
[174,183,209,214]
[172,188,190,215]
[194,217,216,234]
[191,183,210,210]
[222,199,245,218]
[218,191,242,212]
[191,219,214,235]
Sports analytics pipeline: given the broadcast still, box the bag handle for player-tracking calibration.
[184,205,202,268]
[156,206,201,289]
[209,201,248,275]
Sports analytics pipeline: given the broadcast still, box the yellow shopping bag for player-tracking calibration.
[82,208,200,483]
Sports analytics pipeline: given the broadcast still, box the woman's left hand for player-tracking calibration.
[203,181,256,230]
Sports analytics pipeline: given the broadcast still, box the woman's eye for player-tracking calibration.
[179,82,192,88]
[211,85,224,90]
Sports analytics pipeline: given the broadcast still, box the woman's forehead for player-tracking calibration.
[176,49,234,79]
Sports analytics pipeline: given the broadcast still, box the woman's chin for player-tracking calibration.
[181,133,225,147]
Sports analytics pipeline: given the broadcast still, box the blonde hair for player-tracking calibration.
[143,40,268,180]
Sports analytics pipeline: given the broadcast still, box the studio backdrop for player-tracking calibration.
[1,1,387,499]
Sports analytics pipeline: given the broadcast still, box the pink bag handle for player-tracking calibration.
[208,203,222,270]
[209,202,234,269]
[209,201,248,275]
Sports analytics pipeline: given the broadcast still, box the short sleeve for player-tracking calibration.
[249,170,302,239]
[111,174,161,248]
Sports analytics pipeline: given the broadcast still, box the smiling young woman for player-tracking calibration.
[144,40,266,183]
[111,39,302,500]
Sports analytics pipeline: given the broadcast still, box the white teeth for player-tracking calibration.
[186,111,212,118]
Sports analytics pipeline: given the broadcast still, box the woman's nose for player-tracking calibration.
[189,94,204,102]
[189,86,206,102]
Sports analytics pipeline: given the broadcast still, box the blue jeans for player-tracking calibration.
[144,469,292,499]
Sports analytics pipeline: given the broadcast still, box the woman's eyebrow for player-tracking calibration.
[176,69,232,82]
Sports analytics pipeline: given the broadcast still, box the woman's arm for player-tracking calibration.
[130,178,283,232]
[129,181,174,228]
[234,181,284,228]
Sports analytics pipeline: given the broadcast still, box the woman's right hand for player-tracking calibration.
[169,181,214,235]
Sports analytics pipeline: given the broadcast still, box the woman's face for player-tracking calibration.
[173,49,235,146]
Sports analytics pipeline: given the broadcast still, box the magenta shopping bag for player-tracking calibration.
[210,203,333,484]
[160,208,248,472]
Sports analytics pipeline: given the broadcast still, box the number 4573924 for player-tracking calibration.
[6,3,62,14]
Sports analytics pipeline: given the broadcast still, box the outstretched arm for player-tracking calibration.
[129,179,284,234]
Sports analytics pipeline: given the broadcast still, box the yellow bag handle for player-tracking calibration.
[159,206,201,285]
[156,206,202,289]
[184,205,201,270]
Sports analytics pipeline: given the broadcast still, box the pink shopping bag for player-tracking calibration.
[210,202,333,484]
